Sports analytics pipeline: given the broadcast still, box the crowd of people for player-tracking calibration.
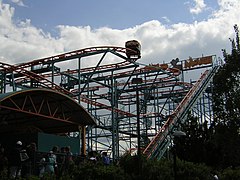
[0,140,111,179]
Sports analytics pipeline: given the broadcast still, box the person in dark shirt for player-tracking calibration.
[22,142,37,177]
[8,141,23,178]
[102,152,110,165]
[0,144,8,171]
[63,146,73,174]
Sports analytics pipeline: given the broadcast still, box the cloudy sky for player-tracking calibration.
[0,0,239,65]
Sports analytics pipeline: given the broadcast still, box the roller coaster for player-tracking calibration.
[0,41,221,160]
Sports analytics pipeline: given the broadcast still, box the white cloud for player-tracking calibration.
[162,16,171,23]
[190,0,207,15]
[218,0,237,10]
[0,2,63,64]
[11,0,25,7]
[0,0,239,67]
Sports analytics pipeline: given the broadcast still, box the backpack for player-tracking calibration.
[20,150,29,162]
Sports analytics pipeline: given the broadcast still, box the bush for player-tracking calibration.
[176,160,213,180]
[3,157,238,180]
[220,167,240,180]
[119,155,213,180]
[141,159,173,180]
[71,162,126,180]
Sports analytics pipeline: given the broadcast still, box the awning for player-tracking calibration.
[0,88,96,135]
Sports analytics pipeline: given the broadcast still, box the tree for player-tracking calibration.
[175,113,208,163]
[210,24,240,168]
[213,24,240,126]
[174,25,240,169]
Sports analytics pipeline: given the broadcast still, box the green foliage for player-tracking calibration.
[119,154,173,179]
[0,168,8,180]
[176,160,213,180]
[119,154,213,180]
[220,167,240,180]
[213,24,240,125]
[71,162,125,180]
[119,153,139,176]
[170,25,240,172]
[39,173,56,180]
[210,24,240,169]
[173,24,240,170]
[175,114,210,164]
[141,159,173,180]
[3,159,240,179]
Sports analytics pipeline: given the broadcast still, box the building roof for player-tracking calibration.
[0,88,96,135]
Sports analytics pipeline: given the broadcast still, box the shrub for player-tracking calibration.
[71,162,126,180]
[176,160,213,180]
[220,167,240,180]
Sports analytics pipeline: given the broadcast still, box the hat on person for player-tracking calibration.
[16,141,22,146]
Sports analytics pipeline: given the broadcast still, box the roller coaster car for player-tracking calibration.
[125,40,141,58]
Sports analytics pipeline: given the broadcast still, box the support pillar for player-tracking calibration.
[81,125,86,156]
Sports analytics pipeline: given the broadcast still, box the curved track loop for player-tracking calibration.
[0,62,138,117]
[1,48,132,115]
[4,45,181,87]
[0,45,183,120]
[14,46,138,70]
[0,62,72,95]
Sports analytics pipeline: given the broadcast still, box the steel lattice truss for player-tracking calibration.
[0,45,220,160]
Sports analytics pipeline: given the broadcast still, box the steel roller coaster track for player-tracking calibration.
[0,45,220,160]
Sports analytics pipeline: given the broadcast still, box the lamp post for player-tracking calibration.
[131,77,143,156]
[132,77,143,176]
[172,130,186,180]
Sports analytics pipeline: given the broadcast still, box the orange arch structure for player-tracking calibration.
[0,88,96,135]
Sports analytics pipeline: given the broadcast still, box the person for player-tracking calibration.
[102,152,110,165]
[58,147,66,177]
[19,142,29,178]
[0,144,8,172]
[88,151,97,164]
[213,174,219,180]
[51,146,59,177]
[39,156,46,178]
[62,146,74,174]
[8,141,23,178]
[45,151,57,175]
[25,142,37,177]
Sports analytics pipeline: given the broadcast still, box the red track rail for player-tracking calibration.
[143,70,210,158]
[14,46,138,69]
[0,61,138,117]
[15,64,180,88]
